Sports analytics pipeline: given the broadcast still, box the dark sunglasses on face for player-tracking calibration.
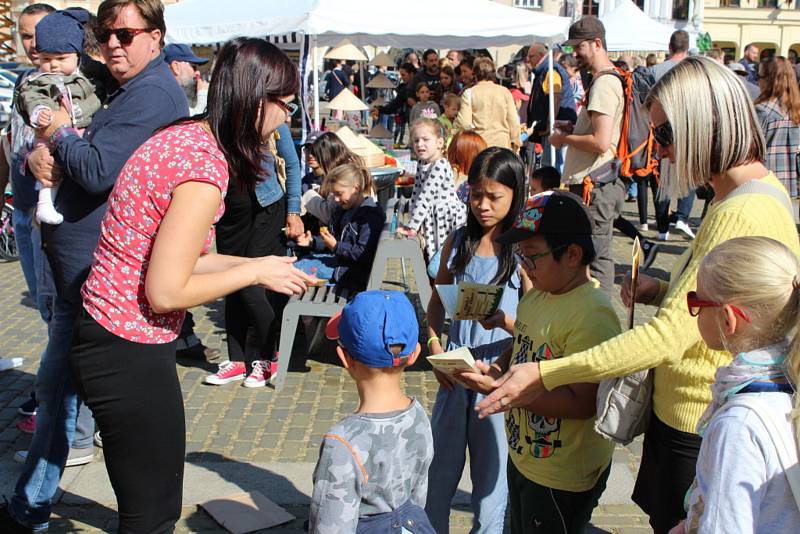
[652,120,673,148]
[97,27,153,46]
[686,291,751,322]
[272,98,299,117]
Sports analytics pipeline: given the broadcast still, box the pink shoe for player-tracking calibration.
[16,415,35,434]
[204,360,246,385]
[243,359,279,388]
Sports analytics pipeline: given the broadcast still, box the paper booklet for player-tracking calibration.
[436,282,504,321]
[426,346,479,375]
[628,237,641,330]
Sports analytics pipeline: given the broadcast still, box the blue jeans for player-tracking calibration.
[10,296,84,530]
[425,384,508,534]
[655,189,696,227]
[12,208,55,322]
[540,140,565,174]
[13,207,37,300]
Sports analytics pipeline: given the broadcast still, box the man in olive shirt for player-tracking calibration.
[550,17,625,295]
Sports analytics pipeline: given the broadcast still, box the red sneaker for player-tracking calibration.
[16,415,35,434]
[204,361,246,385]
[243,359,279,388]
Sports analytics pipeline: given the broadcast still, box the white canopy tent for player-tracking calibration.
[165,0,569,159]
[165,0,569,49]
[600,0,696,52]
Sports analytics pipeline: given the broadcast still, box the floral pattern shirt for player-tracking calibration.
[82,122,228,343]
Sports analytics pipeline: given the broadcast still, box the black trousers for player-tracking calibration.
[632,414,702,534]
[215,189,287,364]
[507,458,610,533]
[70,310,184,534]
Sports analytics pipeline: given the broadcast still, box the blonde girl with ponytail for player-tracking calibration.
[673,236,800,534]
[295,163,384,294]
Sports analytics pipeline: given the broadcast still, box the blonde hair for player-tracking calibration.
[326,162,374,196]
[698,236,800,444]
[411,117,445,140]
[442,92,461,109]
[645,56,765,196]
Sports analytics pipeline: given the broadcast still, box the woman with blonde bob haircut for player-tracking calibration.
[466,56,800,533]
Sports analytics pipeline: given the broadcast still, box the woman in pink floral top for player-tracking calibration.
[69,38,313,532]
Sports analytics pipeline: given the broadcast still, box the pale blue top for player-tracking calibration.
[445,227,521,359]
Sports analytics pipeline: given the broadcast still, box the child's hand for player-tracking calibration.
[454,360,504,395]
[295,231,313,247]
[396,227,416,238]
[667,520,686,534]
[321,231,337,250]
[38,108,54,127]
[479,311,514,333]
[432,368,456,391]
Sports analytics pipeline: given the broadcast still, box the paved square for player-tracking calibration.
[0,198,698,533]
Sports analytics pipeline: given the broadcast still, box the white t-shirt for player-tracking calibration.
[685,392,800,533]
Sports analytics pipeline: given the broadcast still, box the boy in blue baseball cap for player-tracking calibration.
[14,8,102,226]
[309,290,435,533]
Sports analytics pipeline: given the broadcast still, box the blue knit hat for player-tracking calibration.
[35,8,91,55]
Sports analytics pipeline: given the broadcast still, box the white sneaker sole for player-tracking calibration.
[15,450,94,467]
[204,374,245,385]
[242,379,266,388]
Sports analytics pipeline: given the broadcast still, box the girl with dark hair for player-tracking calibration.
[439,64,457,99]
[423,147,531,533]
[71,37,313,532]
[458,54,476,89]
[205,39,305,389]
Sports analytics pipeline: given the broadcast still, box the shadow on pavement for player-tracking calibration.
[184,452,309,532]
[50,494,119,532]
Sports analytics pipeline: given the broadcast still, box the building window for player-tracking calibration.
[514,0,542,8]
[757,0,778,6]
[672,0,689,20]
[719,0,740,5]
[583,0,599,15]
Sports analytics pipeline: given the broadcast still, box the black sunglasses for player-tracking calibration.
[652,120,673,148]
[272,98,299,117]
[97,27,154,46]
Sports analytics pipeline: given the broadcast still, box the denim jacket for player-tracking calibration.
[311,197,384,292]
[254,122,301,213]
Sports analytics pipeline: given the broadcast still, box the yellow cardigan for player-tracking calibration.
[454,80,521,150]
[539,173,800,434]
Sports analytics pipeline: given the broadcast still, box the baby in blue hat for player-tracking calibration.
[310,290,435,532]
[15,8,102,225]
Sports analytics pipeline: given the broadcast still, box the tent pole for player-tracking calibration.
[548,48,555,166]
[359,61,367,128]
[312,34,320,130]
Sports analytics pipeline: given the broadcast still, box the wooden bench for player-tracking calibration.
[273,197,432,391]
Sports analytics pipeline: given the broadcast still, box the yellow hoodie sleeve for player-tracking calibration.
[540,207,761,391]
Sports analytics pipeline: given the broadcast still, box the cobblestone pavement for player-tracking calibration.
[0,199,697,533]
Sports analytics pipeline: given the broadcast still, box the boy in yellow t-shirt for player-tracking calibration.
[461,191,620,532]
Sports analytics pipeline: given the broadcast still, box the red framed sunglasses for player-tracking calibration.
[686,291,751,322]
